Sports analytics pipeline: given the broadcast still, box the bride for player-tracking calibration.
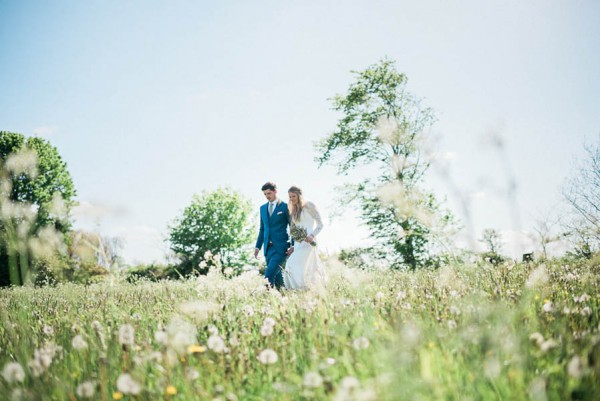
[283,186,327,290]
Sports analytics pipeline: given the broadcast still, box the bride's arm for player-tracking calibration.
[306,201,324,237]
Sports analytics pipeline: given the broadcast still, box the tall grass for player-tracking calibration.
[1,258,598,400]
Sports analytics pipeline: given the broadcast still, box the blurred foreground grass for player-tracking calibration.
[1,258,598,400]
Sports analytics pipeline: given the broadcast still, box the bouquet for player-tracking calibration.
[290,224,317,246]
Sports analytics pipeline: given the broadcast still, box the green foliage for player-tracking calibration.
[0,131,76,286]
[169,187,255,276]
[315,60,456,269]
[0,259,598,400]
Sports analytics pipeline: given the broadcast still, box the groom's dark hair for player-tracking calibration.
[261,182,277,191]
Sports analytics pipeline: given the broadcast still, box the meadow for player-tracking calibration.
[1,257,598,401]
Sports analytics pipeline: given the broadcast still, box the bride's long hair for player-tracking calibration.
[288,186,305,223]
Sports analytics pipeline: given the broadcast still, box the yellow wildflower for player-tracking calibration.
[112,392,123,400]
[166,385,177,396]
[187,344,207,354]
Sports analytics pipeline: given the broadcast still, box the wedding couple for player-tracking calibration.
[253,182,327,290]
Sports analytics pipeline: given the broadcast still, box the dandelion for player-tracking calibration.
[396,291,406,301]
[542,301,553,313]
[76,381,96,398]
[2,362,25,383]
[72,335,88,350]
[353,337,370,350]
[42,325,54,336]
[580,306,592,316]
[208,325,219,336]
[303,371,323,388]
[185,367,200,380]
[207,335,226,353]
[165,386,177,396]
[449,305,461,315]
[229,336,240,347]
[243,305,255,316]
[257,349,278,365]
[375,291,385,300]
[116,373,142,395]
[540,339,558,353]
[112,392,123,400]
[118,324,135,346]
[447,320,457,330]
[260,324,274,337]
[263,317,276,327]
[223,267,234,276]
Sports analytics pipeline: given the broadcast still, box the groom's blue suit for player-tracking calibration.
[255,200,292,289]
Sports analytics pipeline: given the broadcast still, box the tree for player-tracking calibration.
[169,188,255,275]
[315,59,455,269]
[563,139,600,256]
[0,131,76,286]
[479,228,505,266]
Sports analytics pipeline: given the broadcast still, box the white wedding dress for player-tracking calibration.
[284,201,327,290]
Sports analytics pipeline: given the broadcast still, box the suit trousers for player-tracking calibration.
[265,243,285,289]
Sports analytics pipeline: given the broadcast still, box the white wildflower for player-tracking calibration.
[260,324,274,337]
[42,325,54,336]
[263,317,276,327]
[223,267,234,276]
[447,320,457,330]
[76,381,96,398]
[243,305,255,316]
[353,337,370,350]
[449,305,461,315]
[303,371,323,388]
[396,291,406,301]
[208,325,219,336]
[116,373,142,395]
[375,291,384,300]
[72,335,88,351]
[185,367,200,380]
[542,302,553,313]
[581,306,592,316]
[2,362,25,383]
[118,324,135,346]
[257,349,278,365]
[207,335,226,353]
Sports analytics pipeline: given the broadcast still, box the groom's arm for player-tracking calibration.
[255,209,264,257]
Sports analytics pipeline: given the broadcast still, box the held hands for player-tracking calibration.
[305,235,315,244]
[286,246,294,256]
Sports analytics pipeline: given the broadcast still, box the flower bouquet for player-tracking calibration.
[290,223,317,246]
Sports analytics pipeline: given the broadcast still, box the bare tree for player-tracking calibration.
[563,140,600,255]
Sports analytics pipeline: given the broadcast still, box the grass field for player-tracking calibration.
[1,258,598,400]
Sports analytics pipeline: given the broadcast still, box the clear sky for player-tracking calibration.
[1,0,599,264]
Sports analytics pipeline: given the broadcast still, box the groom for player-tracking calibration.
[254,182,294,289]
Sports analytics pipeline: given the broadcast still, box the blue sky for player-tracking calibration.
[1,0,599,263]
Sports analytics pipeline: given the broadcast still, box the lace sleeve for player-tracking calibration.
[305,201,324,237]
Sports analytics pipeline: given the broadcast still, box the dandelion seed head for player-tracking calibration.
[257,349,278,365]
[2,362,25,383]
[76,381,96,398]
[116,373,142,395]
[118,324,135,346]
[303,371,323,388]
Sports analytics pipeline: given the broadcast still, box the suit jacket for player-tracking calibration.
[255,200,292,256]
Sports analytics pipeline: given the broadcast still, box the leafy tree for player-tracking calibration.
[315,59,455,269]
[0,131,76,286]
[480,228,505,266]
[169,188,255,275]
[563,139,600,257]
